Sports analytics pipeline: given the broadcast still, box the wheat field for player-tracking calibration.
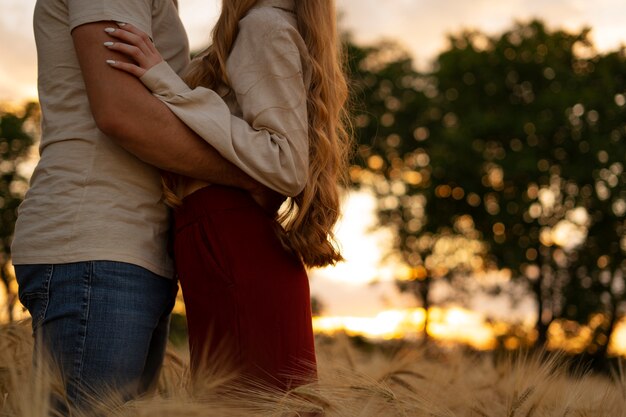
[0,320,624,417]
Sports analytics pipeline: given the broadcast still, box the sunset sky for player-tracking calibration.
[2,0,626,335]
[2,0,626,102]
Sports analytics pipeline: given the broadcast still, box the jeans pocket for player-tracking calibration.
[14,264,53,330]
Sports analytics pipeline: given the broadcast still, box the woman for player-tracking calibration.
[104,0,350,389]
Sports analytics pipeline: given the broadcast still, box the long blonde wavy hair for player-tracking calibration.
[165,0,351,268]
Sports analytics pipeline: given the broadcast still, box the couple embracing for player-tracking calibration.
[12,0,350,413]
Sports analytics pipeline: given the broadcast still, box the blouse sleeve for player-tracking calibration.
[139,25,309,197]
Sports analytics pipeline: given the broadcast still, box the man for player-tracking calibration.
[12,0,275,411]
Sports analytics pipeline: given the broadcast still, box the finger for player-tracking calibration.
[115,22,149,40]
[104,27,152,55]
[113,23,156,51]
[116,22,159,54]
[106,60,146,78]
[104,42,145,64]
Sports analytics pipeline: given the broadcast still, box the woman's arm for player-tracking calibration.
[72,22,283,211]
[104,21,310,198]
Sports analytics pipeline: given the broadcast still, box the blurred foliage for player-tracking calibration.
[168,312,189,347]
[310,295,324,317]
[0,103,38,322]
[347,20,626,359]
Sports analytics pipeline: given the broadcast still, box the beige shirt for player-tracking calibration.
[11,0,189,277]
[140,0,311,198]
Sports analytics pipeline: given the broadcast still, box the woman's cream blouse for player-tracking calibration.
[140,0,311,197]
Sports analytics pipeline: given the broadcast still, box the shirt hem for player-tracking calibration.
[11,252,173,279]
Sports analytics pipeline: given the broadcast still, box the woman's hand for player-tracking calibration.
[104,23,163,77]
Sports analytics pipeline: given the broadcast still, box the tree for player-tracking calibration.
[345,38,431,338]
[0,103,38,322]
[348,21,626,358]
[425,21,626,356]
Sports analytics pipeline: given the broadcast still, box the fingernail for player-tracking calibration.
[106,60,116,65]
[116,22,127,27]
[104,28,115,33]
[103,42,114,47]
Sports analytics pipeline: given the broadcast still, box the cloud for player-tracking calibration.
[337,0,626,68]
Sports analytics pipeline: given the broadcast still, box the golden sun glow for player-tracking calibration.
[314,189,397,285]
[609,320,626,356]
[427,307,496,350]
[313,306,499,350]
[310,191,626,355]
[314,306,626,355]
[314,308,426,340]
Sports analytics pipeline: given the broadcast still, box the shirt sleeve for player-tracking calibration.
[68,0,153,36]
[139,25,309,197]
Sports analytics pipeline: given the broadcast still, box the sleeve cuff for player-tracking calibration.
[140,61,191,97]
[69,14,152,37]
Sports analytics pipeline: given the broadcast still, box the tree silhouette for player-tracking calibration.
[344,38,439,339]
[347,21,626,358]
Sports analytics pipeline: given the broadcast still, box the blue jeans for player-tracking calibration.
[15,261,177,411]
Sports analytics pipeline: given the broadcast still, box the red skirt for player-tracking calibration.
[173,185,317,389]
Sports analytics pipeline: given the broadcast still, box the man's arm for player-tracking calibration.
[72,22,260,192]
